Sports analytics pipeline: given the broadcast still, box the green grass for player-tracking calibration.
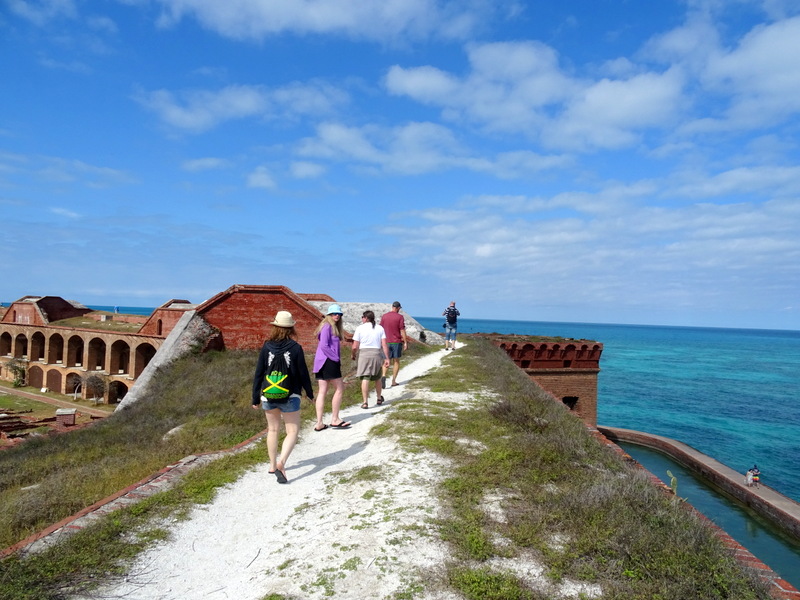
[0,394,56,419]
[0,381,116,414]
[49,312,144,333]
[0,446,267,599]
[0,349,266,550]
[383,338,772,600]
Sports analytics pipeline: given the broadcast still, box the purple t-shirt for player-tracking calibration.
[313,322,340,373]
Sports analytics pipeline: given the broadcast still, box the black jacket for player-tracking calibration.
[252,339,314,405]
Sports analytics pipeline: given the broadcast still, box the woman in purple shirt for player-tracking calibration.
[312,304,351,429]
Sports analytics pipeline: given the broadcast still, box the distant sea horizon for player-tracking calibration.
[87,305,800,503]
[74,304,800,333]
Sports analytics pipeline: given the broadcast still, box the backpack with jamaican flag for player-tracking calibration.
[261,343,293,402]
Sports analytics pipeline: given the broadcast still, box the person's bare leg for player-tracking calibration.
[264,409,281,473]
[315,379,328,428]
[391,358,400,386]
[277,410,301,481]
[360,378,370,407]
[329,378,348,425]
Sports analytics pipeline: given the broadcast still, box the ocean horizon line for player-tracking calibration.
[78,305,800,335]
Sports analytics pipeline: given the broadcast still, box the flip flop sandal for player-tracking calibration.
[377,396,385,405]
[275,469,288,484]
[361,402,369,409]
[314,424,329,432]
[329,421,351,428]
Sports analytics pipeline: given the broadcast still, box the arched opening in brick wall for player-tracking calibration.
[134,343,157,378]
[28,365,44,389]
[0,332,11,356]
[67,335,83,367]
[109,380,128,403]
[48,333,64,364]
[110,340,130,375]
[46,369,62,394]
[87,338,106,371]
[562,396,579,410]
[30,331,45,362]
[13,334,27,359]
[66,372,82,399]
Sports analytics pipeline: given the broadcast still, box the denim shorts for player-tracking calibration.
[387,343,403,359]
[444,324,457,340]
[261,395,301,412]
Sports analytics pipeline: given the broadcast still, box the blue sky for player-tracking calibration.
[2,0,800,330]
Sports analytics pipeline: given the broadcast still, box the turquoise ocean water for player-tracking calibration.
[416,316,800,504]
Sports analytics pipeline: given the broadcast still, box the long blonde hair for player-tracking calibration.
[314,314,344,339]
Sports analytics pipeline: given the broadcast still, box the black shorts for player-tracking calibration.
[315,358,342,380]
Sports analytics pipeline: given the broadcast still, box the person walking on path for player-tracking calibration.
[442,300,460,350]
[380,300,408,388]
[351,310,390,409]
[312,304,351,430]
[251,311,314,484]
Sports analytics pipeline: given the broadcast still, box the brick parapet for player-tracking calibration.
[489,336,602,426]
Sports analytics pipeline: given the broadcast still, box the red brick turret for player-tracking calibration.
[490,336,603,426]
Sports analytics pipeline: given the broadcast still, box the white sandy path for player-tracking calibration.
[83,348,460,600]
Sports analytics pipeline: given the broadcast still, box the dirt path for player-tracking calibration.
[80,348,458,600]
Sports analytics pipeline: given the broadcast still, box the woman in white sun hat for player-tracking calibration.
[252,310,314,484]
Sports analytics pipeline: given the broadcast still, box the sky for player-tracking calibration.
[2,0,800,330]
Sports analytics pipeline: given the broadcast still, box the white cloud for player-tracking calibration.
[137,82,347,133]
[152,0,498,42]
[247,165,276,189]
[297,121,568,177]
[387,41,686,151]
[671,165,800,198]
[387,41,576,135]
[50,206,80,219]
[38,56,91,73]
[706,16,800,125]
[544,69,685,150]
[6,0,77,25]
[384,65,460,103]
[290,161,326,179]
[646,13,800,134]
[181,157,231,171]
[383,186,800,316]
[87,15,118,34]
[23,157,136,188]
